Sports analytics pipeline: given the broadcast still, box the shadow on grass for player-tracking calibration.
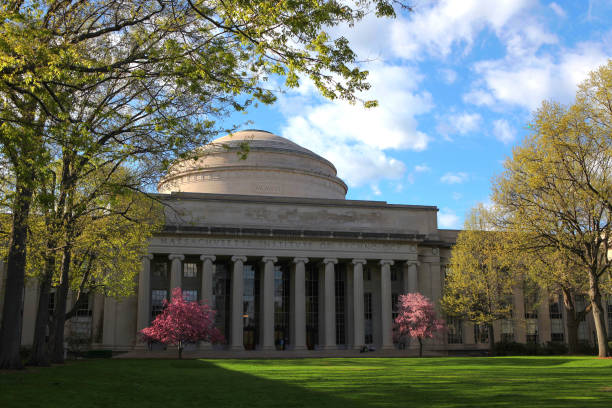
[1,357,611,408]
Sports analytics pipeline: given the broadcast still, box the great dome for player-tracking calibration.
[157,130,348,199]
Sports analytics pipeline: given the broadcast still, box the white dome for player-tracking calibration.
[158,130,348,199]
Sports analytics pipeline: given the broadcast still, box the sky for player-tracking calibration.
[222,0,612,230]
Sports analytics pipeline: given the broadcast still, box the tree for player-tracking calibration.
[493,61,612,357]
[26,166,162,366]
[0,0,409,368]
[394,292,444,357]
[441,205,515,353]
[141,288,223,359]
[519,244,589,354]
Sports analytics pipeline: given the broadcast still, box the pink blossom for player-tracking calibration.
[140,288,224,358]
[394,292,445,357]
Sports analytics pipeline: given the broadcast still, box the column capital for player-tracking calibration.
[322,258,338,265]
[142,254,154,260]
[200,254,216,262]
[168,254,184,261]
[231,255,247,263]
[351,259,367,265]
[261,256,278,264]
[292,257,309,265]
[407,260,420,267]
[379,259,394,266]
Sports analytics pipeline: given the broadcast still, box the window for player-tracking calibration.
[501,319,514,342]
[212,263,231,343]
[274,264,290,350]
[75,295,92,317]
[392,293,399,320]
[364,292,373,344]
[526,319,538,343]
[364,266,371,281]
[390,265,399,282]
[447,317,463,344]
[550,297,564,342]
[151,290,167,319]
[183,290,198,302]
[474,324,489,344]
[183,262,197,278]
[305,265,318,350]
[153,262,168,278]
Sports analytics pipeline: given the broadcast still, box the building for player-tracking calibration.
[1,130,610,353]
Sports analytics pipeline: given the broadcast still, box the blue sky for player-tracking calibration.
[222,0,612,229]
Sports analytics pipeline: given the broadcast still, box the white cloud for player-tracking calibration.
[282,116,406,187]
[437,112,482,138]
[280,63,432,188]
[414,164,430,173]
[549,2,566,18]
[452,192,463,200]
[438,209,461,229]
[492,119,516,144]
[441,172,469,184]
[440,68,458,84]
[465,40,611,111]
[390,0,534,60]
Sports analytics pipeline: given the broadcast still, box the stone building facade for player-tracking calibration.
[0,130,609,353]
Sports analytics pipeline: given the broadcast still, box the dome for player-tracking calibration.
[157,130,348,199]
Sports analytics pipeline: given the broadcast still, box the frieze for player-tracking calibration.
[152,236,417,253]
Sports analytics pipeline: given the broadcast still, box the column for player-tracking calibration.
[200,255,215,305]
[322,258,337,349]
[168,254,184,292]
[380,259,394,350]
[230,255,247,350]
[292,257,308,350]
[260,256,277,350]
[351,259,366,349]
[199,255,216,350]
[538,290,551,343]
[408,261,419,293]
[136,254,154,344]
[513,286,527,343]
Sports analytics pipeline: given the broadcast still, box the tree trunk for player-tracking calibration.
[418,337,423,357]
[588,273,609,357]
[561,288,579,354]
[51,244,72,363]
[178,341,183,359]
[0,181,34,369]
[27,249,55,366]
[488,324,495,356]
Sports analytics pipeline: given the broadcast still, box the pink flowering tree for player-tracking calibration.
[140,288,224,359]
[394,293,445,357]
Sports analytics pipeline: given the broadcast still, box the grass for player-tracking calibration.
[1,356,612,407]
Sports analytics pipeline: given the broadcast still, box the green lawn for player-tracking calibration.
[1,357,611,407]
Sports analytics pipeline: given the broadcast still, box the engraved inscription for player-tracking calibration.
[254,184,281,194]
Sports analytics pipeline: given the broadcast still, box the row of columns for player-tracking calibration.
[137,254,421,350]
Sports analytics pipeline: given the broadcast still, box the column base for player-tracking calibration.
[380,344,395,351]
[260,345,275,351]
[319,344,337,350]
[230,345,245,351]
[292,345,307,351]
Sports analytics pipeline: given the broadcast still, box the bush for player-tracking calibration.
[493,341,527,356]
[84,349,113,359]
[494,341,568,356]
[576,340,597,355]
